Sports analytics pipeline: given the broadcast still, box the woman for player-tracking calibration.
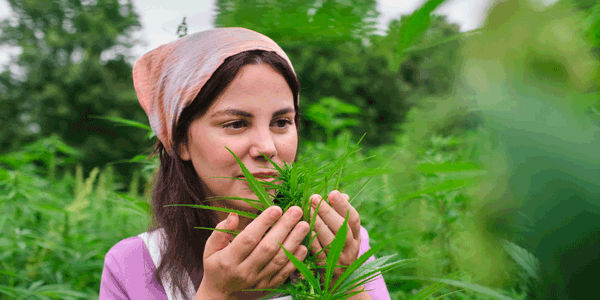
[99,27,390,300]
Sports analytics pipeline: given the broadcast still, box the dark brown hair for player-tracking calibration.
[149,50,300,299]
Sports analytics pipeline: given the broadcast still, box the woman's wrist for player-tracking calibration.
[195,281,228,300]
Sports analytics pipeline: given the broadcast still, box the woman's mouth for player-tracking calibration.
[237,172,277,182]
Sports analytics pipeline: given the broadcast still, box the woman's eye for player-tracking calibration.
[223,120,248,130]
[272,118,292,128]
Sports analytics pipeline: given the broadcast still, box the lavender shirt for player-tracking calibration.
[100,226,391,299]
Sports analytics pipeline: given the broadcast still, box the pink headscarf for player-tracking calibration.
[133,27,295,156]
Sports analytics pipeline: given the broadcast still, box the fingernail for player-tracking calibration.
[311,195,321,208]
[296,245,307,255]
[269,207,281,218]
[330,191,340,204]
[298,222,309,234]
[225,213,233,226]
[291,207,302,219]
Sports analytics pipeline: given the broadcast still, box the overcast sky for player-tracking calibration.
[0,0,494,68]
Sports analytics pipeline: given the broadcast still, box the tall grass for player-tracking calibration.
[0,137,150,299]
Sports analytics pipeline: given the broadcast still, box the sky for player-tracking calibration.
[0,0,494,68]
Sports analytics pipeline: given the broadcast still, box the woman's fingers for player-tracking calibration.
[266,245,308,288]
[311,194,344,233]
[227,206,282,263]
[243,206,307,272]
[326,190,361,241]
[203,212,239,260]
[310,233,327,265]
[255,220,309,277]
[311,212,335,251]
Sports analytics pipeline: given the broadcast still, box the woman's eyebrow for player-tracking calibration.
[210,109,252,118]
[272,107,295,118]
[210,107,295,118]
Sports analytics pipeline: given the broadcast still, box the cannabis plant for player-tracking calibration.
[172,138,406,299]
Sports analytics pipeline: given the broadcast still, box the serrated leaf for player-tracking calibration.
[409,271,464,300]
[195,227,240,236]
[281,243,322,294]
[306,198,323,248]
[165,204,258,219]
[396,0,448,54]
[332,235,406,292]
[92,115,152,131]
[410,276,515,300]
[502,240,540,281]
[205,195,265,212]
[324,211,349,292]
[226,147,273,208]
[336,255,412,294]
[397,276,515,300]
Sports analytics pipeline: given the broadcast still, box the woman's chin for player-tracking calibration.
[230,199,262,214]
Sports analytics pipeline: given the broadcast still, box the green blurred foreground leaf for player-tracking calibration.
[391,0,448,70]
[398,276,515,300]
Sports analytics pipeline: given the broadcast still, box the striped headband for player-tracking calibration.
[133,27,295,156]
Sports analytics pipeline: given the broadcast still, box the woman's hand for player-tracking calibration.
[309,190,362,286]
[195,206,309,300]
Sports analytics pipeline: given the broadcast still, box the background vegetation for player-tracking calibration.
[1,0,599,299]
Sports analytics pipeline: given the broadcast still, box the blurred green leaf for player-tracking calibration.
[416,162,483,174]
[92,116,152,131]
[503,240,540,281]
[399,276,515,300]
[409,271,465,300]
[391,0,448,70]
[379,178,477,214]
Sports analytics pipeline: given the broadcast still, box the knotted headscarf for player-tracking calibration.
[133,27,295,156]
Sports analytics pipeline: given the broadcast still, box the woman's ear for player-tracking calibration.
[180,142,192,161]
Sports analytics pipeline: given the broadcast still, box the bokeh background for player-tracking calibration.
[1,0,599,299]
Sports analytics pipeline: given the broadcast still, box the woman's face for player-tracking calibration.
[180,63,297,214]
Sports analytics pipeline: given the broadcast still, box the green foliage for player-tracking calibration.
[4,0,599,299]
[502,241,540,282]
[421,0,600,299]
[0,0,152,178]
[0,129,526,299]
[0,137,149,299]
[389,0,448,71]
[304,97,361,143]
[215,0,379,45]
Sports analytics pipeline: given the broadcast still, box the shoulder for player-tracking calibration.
[103,236,155,275]
[100,235,167,300]
[105,236,147,262]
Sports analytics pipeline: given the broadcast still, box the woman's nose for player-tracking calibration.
[249,127,277,160]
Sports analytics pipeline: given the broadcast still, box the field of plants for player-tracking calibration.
[1,0,600,299]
